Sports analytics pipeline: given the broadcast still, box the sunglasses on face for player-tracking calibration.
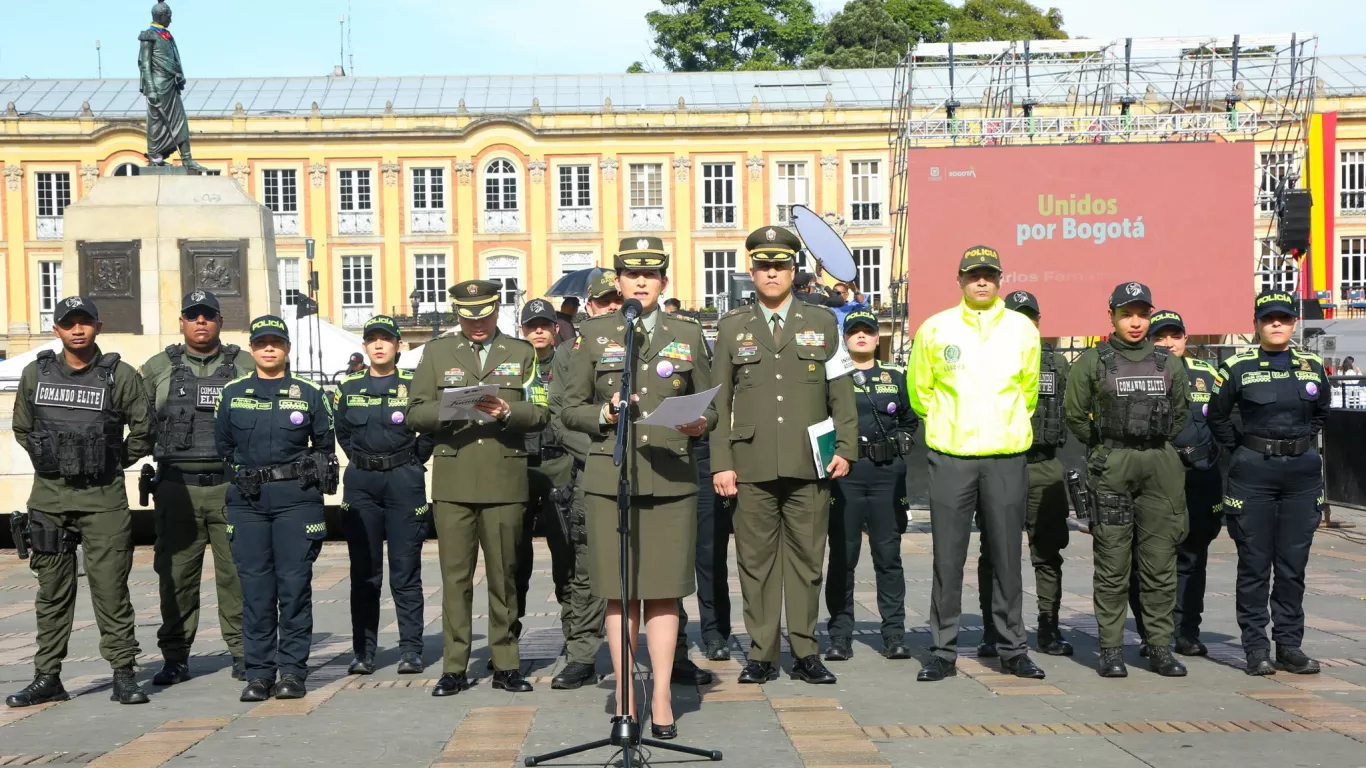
[182,311,220,322]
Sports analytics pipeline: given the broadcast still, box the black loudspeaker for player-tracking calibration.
[1302,299,1325,320]
[1276,190,1313,253]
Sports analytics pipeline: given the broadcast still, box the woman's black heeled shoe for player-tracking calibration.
[651,722,678,740]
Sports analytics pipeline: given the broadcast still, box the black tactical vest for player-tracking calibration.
[525,352,562,457]
[155,344,242,464]
[1096,343,1173,444]
[1031,345,1067,448]
[28,350,125,479]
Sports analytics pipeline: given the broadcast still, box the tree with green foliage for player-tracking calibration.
[947,0,1067,43]
[803,0,954,69]
[635,0,823,72]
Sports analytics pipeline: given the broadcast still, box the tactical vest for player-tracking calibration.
[28,350,125,480]
[525,353,562,458]
[155,345,242,464]
[1031,345,1067,448]
[1096,343,1174,444]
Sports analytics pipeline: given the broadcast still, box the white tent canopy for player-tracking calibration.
[0,339,63,390]
[285,317,364,379]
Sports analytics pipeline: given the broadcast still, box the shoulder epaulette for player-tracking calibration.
[292,376,323,391]
[719,306,752,322]
[223,373,253,389]
[1187,357,1218,372]
[1224,350,1259,367]
[1292,349,1323,364]
[667,312,700,325]
[398,369,414,380]
[339,371,367,386]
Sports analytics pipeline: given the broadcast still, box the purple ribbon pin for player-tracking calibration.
[657,359,674,378]
[1306,382,1319,397]
[886,402,897,415]
[289,411,304,425]
[391,411,406,424]
[1201,403,1208,417]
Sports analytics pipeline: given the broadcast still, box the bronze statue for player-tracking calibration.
[138,2,206,172]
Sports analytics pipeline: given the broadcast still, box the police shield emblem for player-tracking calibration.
[289,383,301,399]
[397,384,408,398]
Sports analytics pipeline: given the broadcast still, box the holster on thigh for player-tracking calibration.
[29,510,80,555]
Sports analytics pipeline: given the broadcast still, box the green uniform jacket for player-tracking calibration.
[562,311,716,497]
[409,331,550,504]
[141,344,255,473]
[711,302,858,480]
[1063,336,1190,448]
[548,338,590,466]
[13,345,155,513]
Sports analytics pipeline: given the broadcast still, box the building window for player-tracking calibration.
[701,163,737,228]
[411,254,448,313]
[702,250,737,308]
[338,169,374,234]
[38,260,63,328]
[112,163,141,177]
[850,161,882,225]
[35,171,72,240]
[1257,240,1297,294]
[411,168,447,233]
[341,255,375,328]
[1343,237,1366,293]
[559,250,595,277]
[558,165,594,231]
[278,257,302,309]
[484,159,521,233]
[1343,150,1366,214]
[628,163,665,230]
[1258,152,1296,215]
[262,169,299,235]
[775,161,809,225]
[853,247,882,306]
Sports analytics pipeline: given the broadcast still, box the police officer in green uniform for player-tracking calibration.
[409,280,549,696]
[6,296,155,708]
[1064,282,1190,679]
[977,290,1074,658]
[713,226,858,686]
[141,290,252,685]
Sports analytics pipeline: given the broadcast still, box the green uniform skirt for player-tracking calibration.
[585,493,697,601]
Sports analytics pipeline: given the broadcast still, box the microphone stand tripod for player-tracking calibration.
[525,316,721,767]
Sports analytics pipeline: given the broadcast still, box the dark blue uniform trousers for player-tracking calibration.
[342,463,428,658]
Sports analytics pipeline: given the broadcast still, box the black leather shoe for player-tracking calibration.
[1138,641,1150,658]
[274,674,307,699]
[152,660,191,686]
[396,652,424,675]
[1097,647,1128,678]
[5,674,68,708]
[551,662,598,690]
[671,659,714,686]
[1036,614,1075,657]
[1001,654,1046,679]
[431,672,469,696]
[737,660,779,684]
[1174,637,1208,657]
[492,670,534,693]
[825,636,853,662]
[1246,649,1276,676]
[917,657,956,682]
[791,655,837,685]
[705,637,731,662]
[976,642,999,658]
[231,657,246,681]
[240,678,274,702]
[111,666,149,705]
[882,636,912,660]
[651,722,678,740]
[1276,646,1321,675]
[1149,646,1188,677]
[348,657,376,675]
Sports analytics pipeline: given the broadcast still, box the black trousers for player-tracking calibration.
[514,463,575,639]
[1224,447,1322,652]
[342,463,429,658]
[1128,464,1225,643]
[693,441,733,643]
[825,458,907,640]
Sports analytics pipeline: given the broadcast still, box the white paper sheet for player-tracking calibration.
[635,385,722,429]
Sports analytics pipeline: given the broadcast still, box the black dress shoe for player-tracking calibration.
[492,670,533,693]
[1097,647,1128,678]
[737,660,779,684]
[1149,646,1187,677]
[1276,646,1321,675]
[231,657,247,681]
[976,642,999,658]
[111,666,149,705]
[240,678,275,702]
[882,636,911,660]
[1245,649,1276,676]
[791,655,837,685]
[651,722,678,740]
[705,638,731,662]
[432,672,469,696]
[348,657,376,675]
[153,660,191,686]
[274,674,307,699]
[5,674,68,708]
[917,657,957,682]
[396,652,424,675]
[1001,654,1046,679]
[551,662,598,690]
[825,636,853,662]
[671,659,714,686]
[1173,637,1207,657]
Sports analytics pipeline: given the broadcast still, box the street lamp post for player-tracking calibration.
[410,288,442,345]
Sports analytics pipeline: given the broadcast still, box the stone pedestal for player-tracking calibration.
[61,175,279,361]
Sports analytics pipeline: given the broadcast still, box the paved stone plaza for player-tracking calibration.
[3,510,1366,768]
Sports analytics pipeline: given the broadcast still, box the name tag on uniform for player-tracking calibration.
[493,362,522,377]
[1115,376,1165,395]
[1039,371,1056,396]
[34,382,105,411]
[196,383,223,410]
[796,331,824,347]
[1241,371,1271,386]
[278,398,310,411]
[874,384,898,395]
[230,397,271,411]
[1294,370,1321,382]
[346,394,377,407]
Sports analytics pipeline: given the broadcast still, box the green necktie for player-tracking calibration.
[771,315,783,345]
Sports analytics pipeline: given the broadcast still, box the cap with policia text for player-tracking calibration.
[614,237,669,271]
[53,296,99,324]
[362,315,401,339]
[1109,281,1153,309]
[1254,289,1300,319]
[746,226,802,262]
[182,289,221,316]
[1004,289,1040,316]
[1148,309,1186,337]
[959,245,1002,274]
[520,297,558,327]
[249,315,290,343]
[843,309,879,334]
[588,269,620,301]
[449,280,501,319]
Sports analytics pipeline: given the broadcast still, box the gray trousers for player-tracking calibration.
[927,450,1029,662]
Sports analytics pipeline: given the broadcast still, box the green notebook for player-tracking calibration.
[807,418,837,479]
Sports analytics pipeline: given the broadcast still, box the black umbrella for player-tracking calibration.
[546,267,606,298]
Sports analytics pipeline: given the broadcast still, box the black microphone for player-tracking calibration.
[621,298,644,322]
[853,371,867,386]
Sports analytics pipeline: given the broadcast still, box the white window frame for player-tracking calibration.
[484,254,524,336]
[337,168,374,234]
[558,250,596,277]
[262,169,300,235]
[278,257,303,311]
[1258,151,1297,216]
[852,247,883,306]
[1342,237,1366,294]
[701,249,737,309]
[557,164,594,232]
[701,163,737,229]
[775,161,809,225]
[410,167,448,233]
[1342,150,1366,215]
[627,162,666,230]
[411,253,448,313]
[849,160,883,226]
[341,254,376,328]
[111,163,141,177]
[35,171,72,240]
[1256,240,1298,294]
[483,158,522,233]
[38,260,63,328]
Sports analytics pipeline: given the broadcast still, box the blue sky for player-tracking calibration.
[0,0,1361,80]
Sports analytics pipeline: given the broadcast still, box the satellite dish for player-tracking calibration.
[791,205,857,283]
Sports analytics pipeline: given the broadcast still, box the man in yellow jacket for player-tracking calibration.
[908,245,1043,682]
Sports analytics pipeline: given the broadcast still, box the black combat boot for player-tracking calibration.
[824,636,853,662]
[1245,648,1276,676]
[1276,646,1321,675]
[111,666,149,705]
[152,659,191,686]
[1036,613,1074,656]
[5,674,68,708]
[1148,646,1187,677]
[1097,647,1128,678]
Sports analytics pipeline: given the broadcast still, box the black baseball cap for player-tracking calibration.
[794,271,816,289]
[362,315,401,339]
[53,296,99,324]
[181,289,221,316]
[959,245,1002,274]
[1254,290,1299,319]
[843,309,879,334]
[1109,281,1153,309]
[520,297,558,327]
[248,314,290,343]
[1003,289,1040,316]
[1148,309,1186,336]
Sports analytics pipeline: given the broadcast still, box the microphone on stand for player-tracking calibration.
[621,298,644,322]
